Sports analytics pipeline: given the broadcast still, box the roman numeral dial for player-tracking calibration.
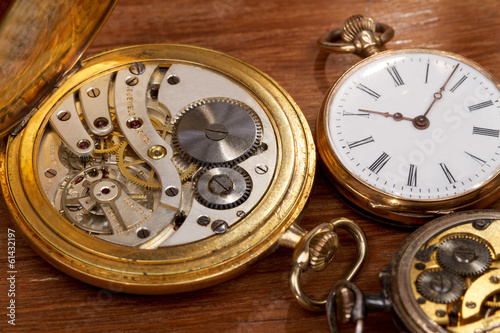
[324,51,500,203]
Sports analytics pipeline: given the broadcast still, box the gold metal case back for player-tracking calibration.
[390,210,500,332]
[0,0,117,137]
[1,45,315,294]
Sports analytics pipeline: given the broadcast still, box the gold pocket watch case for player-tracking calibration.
[316,15,500,227]
[0,1,318,294]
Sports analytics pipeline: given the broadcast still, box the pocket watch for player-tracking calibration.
[0,0,367,304]
[327,210,500,333]
[316,15,500,227]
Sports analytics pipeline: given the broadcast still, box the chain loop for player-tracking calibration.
[326,281,366,333]
[289,218,367,312]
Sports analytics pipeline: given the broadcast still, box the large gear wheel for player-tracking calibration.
[436,234,492,276]
[172,97,263,166]
[416,268,465,304]
[195,166,252,210]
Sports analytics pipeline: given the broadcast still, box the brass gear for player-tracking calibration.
[172,153,198,183]
[116,141,162,189]
[116,116,169,189]
[156,115,198,182]
[150,115,173,140]
[486,301,500,308]
[116,117,197,188]
[92,131,124,154]
[485,294,500,308]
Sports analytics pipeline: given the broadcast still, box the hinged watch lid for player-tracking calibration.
[0,0,117,137]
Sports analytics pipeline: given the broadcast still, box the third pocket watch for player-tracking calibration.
[327,210,500,333]
[316,15,500,227]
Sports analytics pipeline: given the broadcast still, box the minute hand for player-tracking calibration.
[422,64,460,118]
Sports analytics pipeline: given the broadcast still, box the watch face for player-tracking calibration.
[2,45,315,293]
[318,49,500,224]
[390,210,500,333]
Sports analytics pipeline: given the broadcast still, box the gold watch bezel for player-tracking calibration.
[316,48,500,227]
[0,44,315,294]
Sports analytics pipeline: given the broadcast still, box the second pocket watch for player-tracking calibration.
[316,15,500,227]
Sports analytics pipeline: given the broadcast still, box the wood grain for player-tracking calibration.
[2,0,500,332]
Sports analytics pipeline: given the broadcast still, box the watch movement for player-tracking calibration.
[327,210,500,333]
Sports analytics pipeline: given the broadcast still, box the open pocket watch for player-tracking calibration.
[316,15,500,227]
[0,0,368,309]
[327,210,500,333]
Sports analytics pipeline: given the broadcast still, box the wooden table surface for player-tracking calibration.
[2,0,500,332]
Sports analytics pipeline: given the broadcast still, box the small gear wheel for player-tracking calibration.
[172,98,263,166]
[172,153,198,183]
[92,131,124,154]
[150,115,173,140]
[195,166,252,210]
[151,115,197,182]
[116,142,162,189]
[436,234,492,276]
[416,268,465,304]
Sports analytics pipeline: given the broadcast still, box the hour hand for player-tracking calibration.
[358,109,413,122]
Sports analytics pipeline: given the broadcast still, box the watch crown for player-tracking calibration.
[309,231,339,271]
[341,14,376,43]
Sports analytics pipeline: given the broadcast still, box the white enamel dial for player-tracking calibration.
[325,50,500,200]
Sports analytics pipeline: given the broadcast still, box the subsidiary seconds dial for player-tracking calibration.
[317,49,500,225]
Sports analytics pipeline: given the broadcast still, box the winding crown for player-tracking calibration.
[309,231,339,272]
[341,14,376,42]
